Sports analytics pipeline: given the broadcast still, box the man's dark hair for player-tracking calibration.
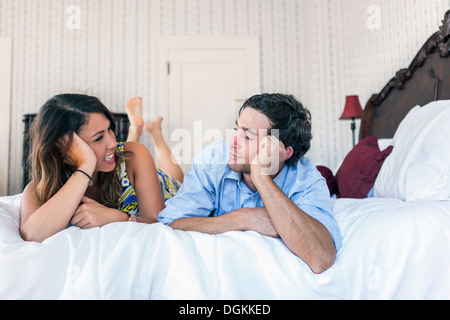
[239,93,312,166]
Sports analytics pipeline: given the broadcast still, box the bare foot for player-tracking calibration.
[144,116,164,137]
[126,97,145,130]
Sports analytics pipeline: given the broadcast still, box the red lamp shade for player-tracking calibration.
[340,95,363,120]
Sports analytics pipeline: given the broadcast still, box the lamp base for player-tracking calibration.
[351,117,356,147]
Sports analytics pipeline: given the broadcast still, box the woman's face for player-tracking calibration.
[78,113,117,173]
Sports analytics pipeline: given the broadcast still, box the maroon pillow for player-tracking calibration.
[317,165,339,196]
[335,136,393,198]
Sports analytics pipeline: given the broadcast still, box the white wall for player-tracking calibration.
[1,0,448,194]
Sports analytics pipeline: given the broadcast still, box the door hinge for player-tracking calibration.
[167,62,170,75]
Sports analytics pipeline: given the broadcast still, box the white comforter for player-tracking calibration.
[1,194,449,299]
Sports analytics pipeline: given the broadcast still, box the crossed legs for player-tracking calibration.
[126,97,184,183]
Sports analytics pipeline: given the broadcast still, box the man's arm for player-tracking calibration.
[169,207,279,237]
[169,212,241,234]
[160,143,279,235]
[251,136,336,274]
[252,174,336,274]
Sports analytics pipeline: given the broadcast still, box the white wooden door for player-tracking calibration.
[155,36,260,171]
[0,38,12,196]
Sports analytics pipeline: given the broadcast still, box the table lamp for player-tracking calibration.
[340,95,363,147]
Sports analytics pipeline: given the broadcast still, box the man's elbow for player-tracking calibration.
[309,250,337,274]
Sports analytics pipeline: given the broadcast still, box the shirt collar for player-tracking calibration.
[224,164,289,188]
[273,165,289,189]
[224,166,242,181]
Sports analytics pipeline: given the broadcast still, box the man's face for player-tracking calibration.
[228,107,272,173]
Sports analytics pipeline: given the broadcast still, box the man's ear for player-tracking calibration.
[284,146,294,162]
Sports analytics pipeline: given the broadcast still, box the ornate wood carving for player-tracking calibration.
[371,10,450,106]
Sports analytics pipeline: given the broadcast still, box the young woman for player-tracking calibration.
[20,94,183,242]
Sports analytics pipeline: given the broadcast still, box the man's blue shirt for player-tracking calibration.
[158,142,342,251]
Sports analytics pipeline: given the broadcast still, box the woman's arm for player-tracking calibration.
[20,165,93,242]
[67,142,164,227]
[69,195,158,226]
[123,141,165,221]
[20,133,96,242]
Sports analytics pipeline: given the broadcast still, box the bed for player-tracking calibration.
[1,11,449,300]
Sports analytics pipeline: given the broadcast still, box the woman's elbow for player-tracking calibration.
[19,223,45,243]
[20,226,34,242]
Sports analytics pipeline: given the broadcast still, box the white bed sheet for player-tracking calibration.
[1,194,449,300]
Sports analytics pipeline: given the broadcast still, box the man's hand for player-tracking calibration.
[251,135,289,177]
[240,207,279,238]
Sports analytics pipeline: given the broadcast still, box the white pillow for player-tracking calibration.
[377,138,394,151]
[374,100,450,201]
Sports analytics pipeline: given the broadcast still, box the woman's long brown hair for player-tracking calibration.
[28,94,122,208]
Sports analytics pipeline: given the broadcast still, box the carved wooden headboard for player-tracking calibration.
[360,10,450,140]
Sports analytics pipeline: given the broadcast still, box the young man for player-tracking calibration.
[158,93,342,274]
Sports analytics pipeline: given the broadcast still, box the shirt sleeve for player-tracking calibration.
[158,152,217,226]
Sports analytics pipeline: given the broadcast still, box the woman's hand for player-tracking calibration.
[58,132,97,173]
[70,196,127,229]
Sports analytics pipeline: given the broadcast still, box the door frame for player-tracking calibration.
[0,38,12,196]
[153,35,260,139]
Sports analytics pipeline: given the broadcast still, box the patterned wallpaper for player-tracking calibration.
[302,0,449,167]
[1,0,449,194]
